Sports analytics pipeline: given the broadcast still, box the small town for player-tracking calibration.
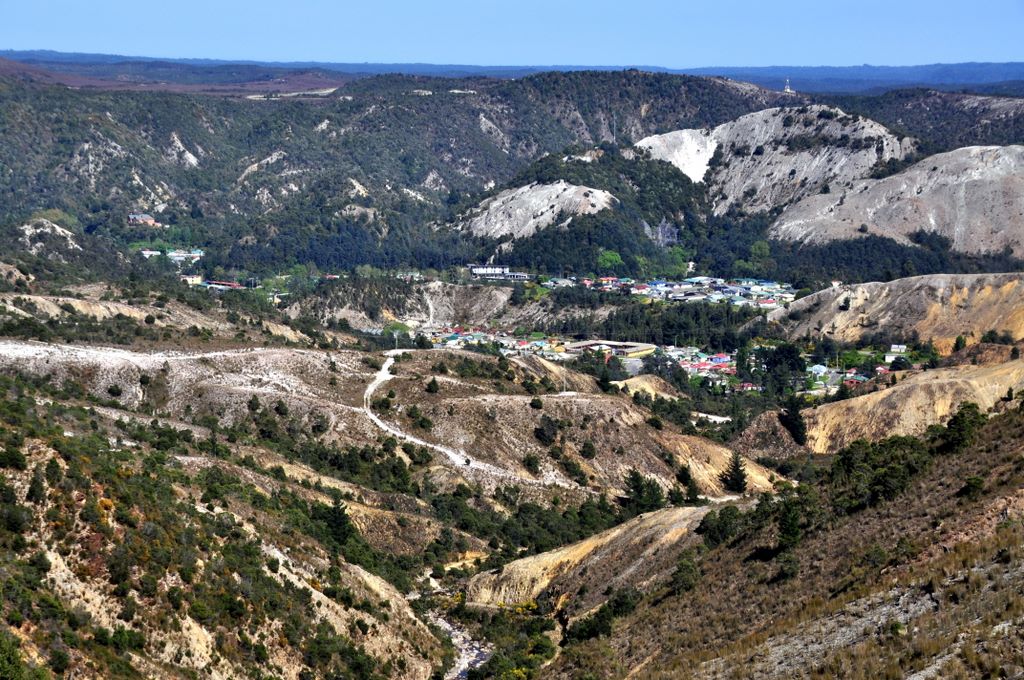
[142,247,800,312]
[469,264,798,309]
[416,323,918,399]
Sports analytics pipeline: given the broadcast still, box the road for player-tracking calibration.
[361,350,568,487]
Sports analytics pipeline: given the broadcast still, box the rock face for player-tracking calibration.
[767,273,1024,354]
[454,180,616,240]
[636,105,914,214]
[636,128,719,185]
[18,218,82,257]
[466,506,710,615]
[770,145,1024,254]
[803,359,1024,454]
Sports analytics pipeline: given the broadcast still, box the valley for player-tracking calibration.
[1,44,1024,680]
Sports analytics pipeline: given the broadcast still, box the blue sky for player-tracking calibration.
[2,0,1022,66]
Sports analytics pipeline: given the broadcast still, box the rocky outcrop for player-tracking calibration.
[637,105,914,214]
[770,145,1024,254]
[18,218,82,258]
[767,272,1024,354]
[453,180,616,240]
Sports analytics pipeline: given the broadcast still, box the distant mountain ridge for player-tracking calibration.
[5,49,1024,92]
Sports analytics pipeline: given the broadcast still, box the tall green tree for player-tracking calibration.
[779,396,807,446]
[776,499,802,551]
[720,451,748,494]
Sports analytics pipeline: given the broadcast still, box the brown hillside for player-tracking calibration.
[803,359,1024,453]
[767,272,1024,354]
[382,350,776,498]
[466,506,710,617]
[549,405,1024,679]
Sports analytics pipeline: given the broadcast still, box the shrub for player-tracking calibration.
[49,648,70,674]
[956,476,985,501]
[671,551,700,594]
[774,552,800,581]
[697,505,741,548]
[534,415,559,446]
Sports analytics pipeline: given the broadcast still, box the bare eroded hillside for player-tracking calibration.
[767,272,1024,354]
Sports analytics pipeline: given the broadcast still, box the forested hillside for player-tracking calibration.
[2,68,1024,286]
[825,88,1024,154]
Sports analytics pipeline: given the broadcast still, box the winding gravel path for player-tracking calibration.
[361,350,566,487]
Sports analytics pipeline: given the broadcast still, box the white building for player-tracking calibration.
[469,264,509,277]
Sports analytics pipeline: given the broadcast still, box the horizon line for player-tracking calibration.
[4,48,1024,72]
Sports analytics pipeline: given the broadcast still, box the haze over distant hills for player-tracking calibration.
[5,49,1024,92]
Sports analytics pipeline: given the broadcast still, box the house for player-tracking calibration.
[202,280,244,291]
[885,344,909,364]
[167,249,204,265]
[139,249,162,259]
[128,213,161,227]
[180,274,203,286]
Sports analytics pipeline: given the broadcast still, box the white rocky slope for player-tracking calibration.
[18,218,82,257]
[770,145,1024,254]
[454,180,617,240]
[637,105,915,214]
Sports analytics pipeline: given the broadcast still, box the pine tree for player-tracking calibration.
[426,377,439,393]
[776,500,802,551]
[686,476,702,504]
[720,451,747,494]
[779,396,807,445]
[26,467,45,505]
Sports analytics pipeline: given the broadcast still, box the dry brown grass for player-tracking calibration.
[549,409,1024,679]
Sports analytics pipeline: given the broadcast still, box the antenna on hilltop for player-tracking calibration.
[783,78,795,95]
